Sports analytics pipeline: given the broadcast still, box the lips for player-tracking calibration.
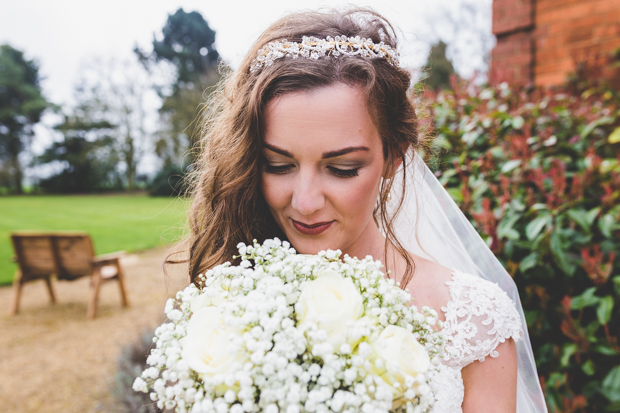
[291,219,334,235]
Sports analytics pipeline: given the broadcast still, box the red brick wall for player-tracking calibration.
[534,0,620,86]
[491,0,620,86]
[490,0,535,85]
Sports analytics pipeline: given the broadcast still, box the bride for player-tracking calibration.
[184,7,547,413]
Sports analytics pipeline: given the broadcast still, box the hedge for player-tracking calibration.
[428,77,620,412]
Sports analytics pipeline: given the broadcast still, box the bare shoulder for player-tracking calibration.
[403,254,454,322]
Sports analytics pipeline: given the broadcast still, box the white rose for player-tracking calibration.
[181,306,238,377]
[190,278,228,313]
[295,269,363,348]
[370,325,430,407]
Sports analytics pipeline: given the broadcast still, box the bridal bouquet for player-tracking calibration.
[134,239,445,413]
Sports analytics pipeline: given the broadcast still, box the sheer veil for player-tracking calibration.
[388,151,548,413]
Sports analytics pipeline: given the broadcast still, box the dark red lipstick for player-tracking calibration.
[291,220,334,235]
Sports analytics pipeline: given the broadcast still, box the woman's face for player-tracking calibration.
[260,83,387,258]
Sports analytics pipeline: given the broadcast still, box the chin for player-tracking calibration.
[287,236,340,255]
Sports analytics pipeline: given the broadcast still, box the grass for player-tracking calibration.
[0,193,190,285]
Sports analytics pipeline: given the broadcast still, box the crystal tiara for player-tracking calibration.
[249,35,400,74]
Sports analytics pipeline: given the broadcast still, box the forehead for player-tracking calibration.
[263,84,382,151]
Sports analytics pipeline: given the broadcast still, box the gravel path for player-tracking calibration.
[0,246,189,412]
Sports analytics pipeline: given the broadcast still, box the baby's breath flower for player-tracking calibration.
[136,239,444,413]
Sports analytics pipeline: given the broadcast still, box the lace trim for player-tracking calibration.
[441,271,523,369]
[428,364,464,413]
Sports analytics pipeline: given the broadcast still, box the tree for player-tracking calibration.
[421,0,495,81]
[82,58,156,190]
[424,41,456,91]
[36,133,121,194]
[35,81,122,193]
[151,8,219,85]
[0,44,48,193]
[136,8,222,167]
[43,58,157,192]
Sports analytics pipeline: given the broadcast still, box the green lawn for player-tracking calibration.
[0,194,190,285]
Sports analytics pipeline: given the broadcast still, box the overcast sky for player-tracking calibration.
[0,0,489,179]
[0,0,486,105]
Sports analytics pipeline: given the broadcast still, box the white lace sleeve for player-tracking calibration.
[440,271,523,369]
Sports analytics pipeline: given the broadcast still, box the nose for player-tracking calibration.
[291,169,325,216]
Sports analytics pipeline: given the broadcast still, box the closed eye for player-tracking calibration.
[264,163,360,177]
[264,164,294,174]
[327,166,360,178]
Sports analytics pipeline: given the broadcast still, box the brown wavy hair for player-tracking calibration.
[185,7,424,287]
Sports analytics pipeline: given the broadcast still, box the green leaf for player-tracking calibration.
[433,136,452,150]
[566,209,591,233]
[510,198,526,212]
[585,320,600,342]
[550,231,577,275]
[524,310,540,327]
[547,372,566,387]
[609,126,620,144]
[560,343,577,367]
[526,215,551,240]
[601,159,619,174]
[497,214,522,241]
[511,116,525,129]
[602,366,620,402]
[505,229,520,240]
[599,214,616,238]
[582,359,595,376]
[598,295,614,325]
[462,130,480,145]
[586,207,601,226]
[581,116,615,138]
[530,203,549,211]
[571,287,600,310]
[447,187,463,203]
[438,169,458,185]
[604,401,620,412]
[501,159,521,173]
[520,252,538,273]
[594,345,619,356]
[489,146,504,158]
[581,88,597,99]
[614,276,620,296]
[471,181,489,201]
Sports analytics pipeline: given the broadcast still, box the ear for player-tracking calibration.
[383,155,403,180]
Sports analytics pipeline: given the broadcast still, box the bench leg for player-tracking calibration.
[115,263,129,308]
[9,271,23,315]
[44,276,56,304]
[87,268,102,319]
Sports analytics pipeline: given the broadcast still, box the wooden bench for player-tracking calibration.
[9,232,130,318]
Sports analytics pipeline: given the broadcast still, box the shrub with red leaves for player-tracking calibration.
[428,76,620,412]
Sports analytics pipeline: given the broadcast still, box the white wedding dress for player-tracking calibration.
[426,271,523,412]
[390,153,547,412]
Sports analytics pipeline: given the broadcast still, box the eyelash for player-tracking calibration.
[264,164,292,174]
[327,166,360,178]
[263,164,360,178]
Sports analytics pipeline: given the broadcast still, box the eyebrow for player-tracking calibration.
[322,146,370,159]
[263,143,370,159]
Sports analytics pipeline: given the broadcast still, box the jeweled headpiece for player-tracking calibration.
[249,35,400,74]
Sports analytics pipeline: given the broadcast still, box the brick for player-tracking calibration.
[565,3,597,19]
[572,15,604,30]
[536,61,566,73]
[492,0,620,86]
[535,72,566,86]
[493,0,534,35]
[536,48,564,60]
[567,29,595,44]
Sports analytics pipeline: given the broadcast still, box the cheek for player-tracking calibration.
[260,173,288,210]
[333,170,382,219]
